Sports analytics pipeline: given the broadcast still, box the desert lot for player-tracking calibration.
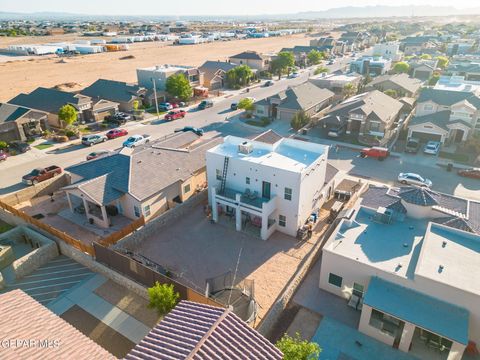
[0,34,310,102]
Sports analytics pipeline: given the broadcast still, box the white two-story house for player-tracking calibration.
[206,131,335,240]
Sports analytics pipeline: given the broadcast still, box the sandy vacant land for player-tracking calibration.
[0,34,310,102]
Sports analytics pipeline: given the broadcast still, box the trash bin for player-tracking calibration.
[302,129,307,135]
[447,163,453,172]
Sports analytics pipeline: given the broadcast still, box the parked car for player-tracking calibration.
[288,72,300,78]
[458,168,480,179]
[171,101,186,108]
[106,128,128,139]
[122,134,151,148]
[327,124,346,138]
[360,147,390,161]
[264,80,274,87]
[230,102,238,110]
[164,110,186,121]
[8,141,31,153]
[86,150,112,161]
[405,138,420,154]
[397,172,432,187]
[159,102,173,111]
[104,116,127,126]
[22,166,62,185]
[423,141,441,155]
[327,59,335,65]
[82,134,108,146]
[175,126,204,136]
[0,151,7,161]
[114,112,132,121]
[198,100,213,110]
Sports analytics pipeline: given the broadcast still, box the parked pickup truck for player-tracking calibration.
[122,134,150,148]
[164,110,186,121]
[360,147,390,161]
[22,166,62,185]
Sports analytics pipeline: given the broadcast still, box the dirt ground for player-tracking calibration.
[94,280,161,328]
[0,34,311,102]
[130,202,328,326]
[60,305,135,358]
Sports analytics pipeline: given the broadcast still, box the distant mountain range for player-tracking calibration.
[1,5,480,21]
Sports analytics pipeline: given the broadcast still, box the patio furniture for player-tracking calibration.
[250,191,258,200]
[348,294,360,309]
[251,216,262,227]
[244,188,251,198]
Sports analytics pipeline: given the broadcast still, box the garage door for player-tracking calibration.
[410,131,442,143]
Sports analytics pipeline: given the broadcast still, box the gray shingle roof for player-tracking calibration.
[125,301,283,360]
[65,135,221,202]
[367,73,423,94]
[81,79,144,104]
[251,129,283,144]
[230,51,264,61]
[9,87,91,114]
[361,185,407,214]
[267,82,334,112]
[199,61,238,80]
[418,88,480,108]
[409,110,472,131]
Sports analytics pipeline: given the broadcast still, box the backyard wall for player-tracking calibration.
[1,174,69,206]
[114,190,208,250]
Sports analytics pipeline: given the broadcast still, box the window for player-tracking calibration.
[278,215,286,227]
[184,184,191,194]
[284,187,292,201]
[143,205,151,217]
[369,121,380,132]
[246,177,250,185]
[328,273,343,287]
[216,169,222,181]
[134,205,140,217]
[353,283,364,297]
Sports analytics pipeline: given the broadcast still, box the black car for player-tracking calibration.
[9,141,31,153]
[104,115,127,126]
[198,100,213,110]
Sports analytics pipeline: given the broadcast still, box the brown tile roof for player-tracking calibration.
[0,289,114,360]
[126,301,283,360]
[251,129,283,144]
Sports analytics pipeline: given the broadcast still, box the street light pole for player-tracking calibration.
[151,77,160,120]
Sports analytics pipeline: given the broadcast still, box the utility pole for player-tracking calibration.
[151,77,160,119]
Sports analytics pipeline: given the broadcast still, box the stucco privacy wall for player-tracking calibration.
[114,190,208,250]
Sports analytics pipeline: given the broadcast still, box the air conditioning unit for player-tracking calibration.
[238,141,253,155]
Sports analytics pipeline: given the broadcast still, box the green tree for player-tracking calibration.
[225,65,253,88]
[133,100,139,111]
[271,51,295,79]
[307,49,323,65]
[314,66,328,75]
[225,68,238,88]
[276,332,321,360]
[166,73,193,101]
[290,110,311,131]
[428,73,440,86]
[147,282,180,317]
[237,98,255,111]
[393,62,410,74]
[436,56,449,69]
[58,104,78,127]
[342,83,357,98]
[384,89,398,98]
[420,54,432,60]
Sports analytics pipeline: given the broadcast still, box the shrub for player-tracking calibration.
[276,332,321,360]
[0,141,7,149]
[147,282,180,317]
[259,70,273,79]
[65,130,77,138]
[54,135,69,143]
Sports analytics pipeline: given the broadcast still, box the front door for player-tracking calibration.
[454,129,464,143]
[262,181,271,199]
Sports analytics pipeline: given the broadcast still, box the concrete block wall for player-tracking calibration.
[114,190,208,251]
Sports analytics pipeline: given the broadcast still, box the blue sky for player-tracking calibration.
[0,0,476,16]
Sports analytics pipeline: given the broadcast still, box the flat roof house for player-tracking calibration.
[350,56,392,76]
[126,300,283,360]
[309,72,362,95]
[0,289,114,359]
[63,133,220,228]
[207,131,338,240]
[319,185,480,360]
[9,87,93,128]
[320,90,403,146]
[254,82,334,122]
[81,79,145,112]
[0,103,48,142]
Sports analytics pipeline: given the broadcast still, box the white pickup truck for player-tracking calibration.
[122,134,151,148]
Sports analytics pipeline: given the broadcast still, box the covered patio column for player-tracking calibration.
[260,213,268,240]
[100,205,109,228]
[211,187,218,223]
[447,342,467,360]
[235,194,242,231]
[398,322,415,352]
[66,192,73,213]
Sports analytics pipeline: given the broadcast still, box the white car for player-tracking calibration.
[288,72,300,78]
[423,141,441,155]
[397,173,432,187]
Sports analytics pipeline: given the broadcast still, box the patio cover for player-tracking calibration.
[364,277,469,345]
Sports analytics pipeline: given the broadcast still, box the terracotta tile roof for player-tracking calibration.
[126,301,283,360]
[0,289,114,360]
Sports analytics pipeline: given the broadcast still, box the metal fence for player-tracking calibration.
[93,243,223,307]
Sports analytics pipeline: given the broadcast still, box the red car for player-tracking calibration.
[458,168,480,179]
[106,128,128,139]
[360,147,390,161]
[164,110,186,121]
